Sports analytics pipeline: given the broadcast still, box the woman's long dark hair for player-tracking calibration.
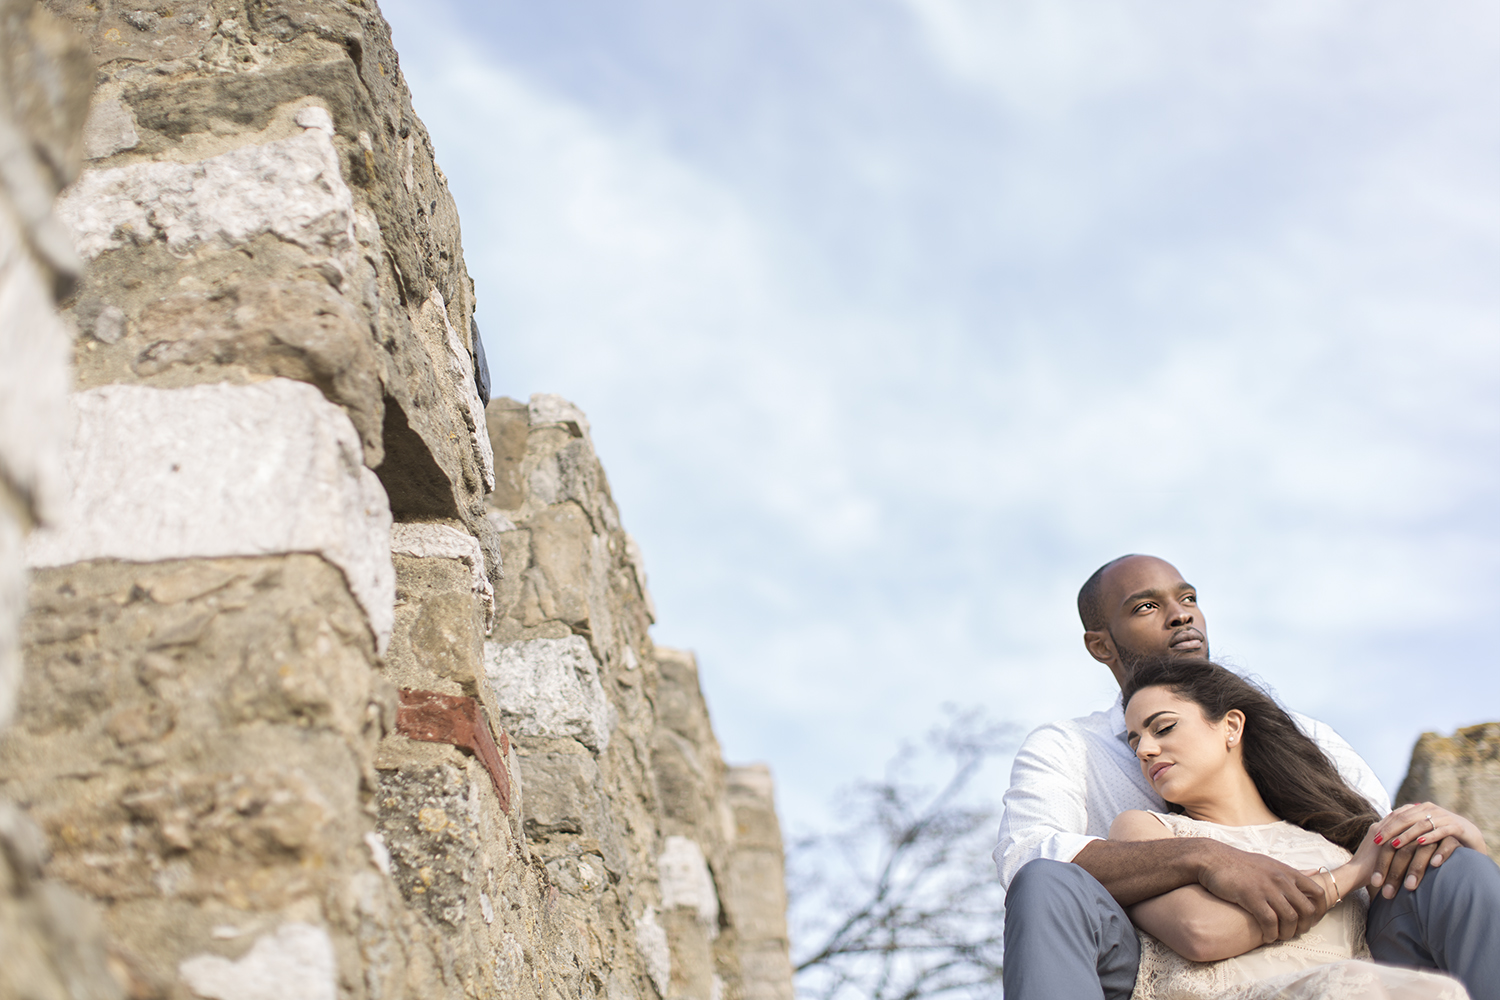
[1122,657,1377,853]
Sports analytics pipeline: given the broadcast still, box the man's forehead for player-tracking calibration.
[1102,556,1191,603]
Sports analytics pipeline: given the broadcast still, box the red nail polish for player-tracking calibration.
[1392,839,1401,848]
[1374,835,1383,845]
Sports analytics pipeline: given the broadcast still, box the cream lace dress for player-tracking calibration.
[1131,812,1469,1000]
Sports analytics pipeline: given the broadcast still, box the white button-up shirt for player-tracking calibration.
[993,698,1392,889]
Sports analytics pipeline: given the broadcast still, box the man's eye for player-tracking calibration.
[1183,594,1196,604]
[1136,602,1156,613]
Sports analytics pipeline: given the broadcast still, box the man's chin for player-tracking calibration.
[1118,642,1212,673]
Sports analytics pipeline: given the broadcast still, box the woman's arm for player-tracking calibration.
[1110,811,1272,962]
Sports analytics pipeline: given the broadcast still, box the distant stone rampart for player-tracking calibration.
[0,3,794,999]
[1397,723,1500,854]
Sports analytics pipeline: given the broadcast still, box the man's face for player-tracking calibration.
[1096,556,1209,667]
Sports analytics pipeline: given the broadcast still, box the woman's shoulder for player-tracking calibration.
[1109,809,1177,840]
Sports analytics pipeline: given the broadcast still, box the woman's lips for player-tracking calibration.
[1149,762,1173,782]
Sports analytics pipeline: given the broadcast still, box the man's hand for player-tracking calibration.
[1074,836,1326,944]
[1368,802,1488,899]
[1195,843,1328,943]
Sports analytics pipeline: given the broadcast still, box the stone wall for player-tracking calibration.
[0,2,122,997]
[0,2,794,1000]
[1397,723,1500,854]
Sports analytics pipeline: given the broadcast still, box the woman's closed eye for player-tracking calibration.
[1154,722,1176,737]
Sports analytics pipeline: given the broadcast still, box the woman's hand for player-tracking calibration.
[1301,822,1381,908]
[1367,802,1489,899]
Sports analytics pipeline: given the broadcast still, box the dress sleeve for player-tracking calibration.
[993,723,1097,890]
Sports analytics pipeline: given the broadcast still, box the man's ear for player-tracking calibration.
[1083,629,1116,665]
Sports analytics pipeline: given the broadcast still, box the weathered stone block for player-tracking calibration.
[58,106,354,260]
[24,379,395,650]
[375,763,480,928]
[659,835,720,933]
[391,521,494,629]
[484,636,614,751]
[517,746,606,840]
[486,397,530,509]
[179,921,338,1000]
[525,502,596,627]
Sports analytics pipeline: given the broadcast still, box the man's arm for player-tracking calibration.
[1080,811,1328,944]
[1101,811,1318,957]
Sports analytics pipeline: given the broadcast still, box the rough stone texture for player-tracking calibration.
[390,520,492,631]
[25,379,396,650]
[48,0,496,534]
[1397,723,1500,856]
[1,5,796,1000]
[0,4,122,998]
[487,396,795,1000]
[486,635,615,752]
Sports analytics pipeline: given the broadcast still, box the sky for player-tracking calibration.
[376,0,1500,836]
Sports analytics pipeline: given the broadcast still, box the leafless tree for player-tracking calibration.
[788,709,1018,1000]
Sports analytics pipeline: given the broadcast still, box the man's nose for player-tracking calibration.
[1168,603,1195,628]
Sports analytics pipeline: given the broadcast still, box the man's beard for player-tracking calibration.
[1113,633,1211,678]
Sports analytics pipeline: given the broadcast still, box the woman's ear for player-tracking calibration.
[1224,709,1246,749]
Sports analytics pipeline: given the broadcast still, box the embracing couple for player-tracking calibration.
[995,555,1500,1000]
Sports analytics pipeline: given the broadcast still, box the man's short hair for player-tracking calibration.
[1077,554,1140,631]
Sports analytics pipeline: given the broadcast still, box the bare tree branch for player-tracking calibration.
[789,707,1018,1000]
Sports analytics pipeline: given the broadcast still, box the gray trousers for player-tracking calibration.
[1367,846,1500,1000]
[1002,848,1500,1000]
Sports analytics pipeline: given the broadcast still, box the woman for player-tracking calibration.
[1112,657,1487,1000]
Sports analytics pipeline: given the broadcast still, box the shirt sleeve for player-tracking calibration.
[993,722,1098,890]
[1292,711,1392,815]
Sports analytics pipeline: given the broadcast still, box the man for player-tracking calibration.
[995,554,1500,1000]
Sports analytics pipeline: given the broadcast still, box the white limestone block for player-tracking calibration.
[483,635,614,751]
[634,906,671,997]
[26,380,395,652]
[659,835,721,936]
[58,106,354,260]
[390,522,495,632]
[179,922,337,1000]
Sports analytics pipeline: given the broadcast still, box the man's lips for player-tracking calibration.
[1149,762,1173,782]
[1169,628,1205,650]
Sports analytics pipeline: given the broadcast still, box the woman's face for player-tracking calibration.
[1124,685,1242,807]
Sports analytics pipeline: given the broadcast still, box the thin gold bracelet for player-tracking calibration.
[1317,866,1342,904]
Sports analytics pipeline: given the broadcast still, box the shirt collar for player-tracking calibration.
[1110,695,1130,746]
